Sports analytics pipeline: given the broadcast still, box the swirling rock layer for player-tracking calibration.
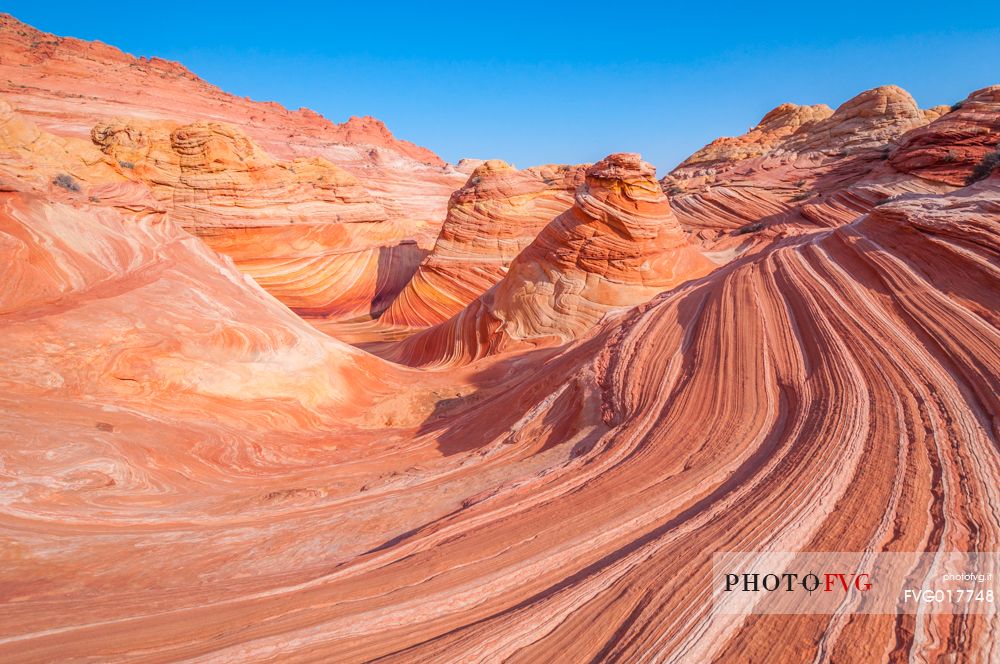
[1,14,998,663]
[0,102,421,319]
[679,102,834,167]
[90,117,419,318]
[380,160,586,328]
[0,190,400,418]
[389,154,714,366]
[0,7,465,329]
[889,86,1000,185]
[2,171,996,664]
[662,85,999,267]
[0,13,466,246]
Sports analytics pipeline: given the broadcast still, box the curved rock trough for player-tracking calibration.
[1,12,998,663]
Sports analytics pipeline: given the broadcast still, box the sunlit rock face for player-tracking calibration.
[678,102,834,166]
[89,117,419,318]
[0,12,466,251]
[889,85,1000,185]
[0,186,404,422]
[1,12,999,663]
[661,84,999,262]
[380,160,587,328]
[0,15,438,164]
[0,100,131,193]
[779,85,929,153]
[0,102,422,319]
[4,160,997,664]
[491,154,714,340]
[388,153,714,366]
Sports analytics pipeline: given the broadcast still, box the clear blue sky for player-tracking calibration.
[7,2,999,171]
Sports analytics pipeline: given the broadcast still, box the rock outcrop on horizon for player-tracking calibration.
[379,160,586,328]
[780,85,929,153]
[1,14,998,664]
[679,101,834,166]
[0,9,469,320]
[662,85,1000,259]
[0,14,440,165]
[0,13,466,248]
[889,85,1000,185]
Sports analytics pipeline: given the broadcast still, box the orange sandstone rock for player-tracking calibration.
[89,118,416,318]
[662,86,958,241]
[380,160,586,328]
[678,102,833,167]
[4,154,996,664]
[782,85,928,153]
[0,190,398,417]
[389,154,714,365]
[0,13,466,245]
[1,16,999,662]
[889,86,1000,185]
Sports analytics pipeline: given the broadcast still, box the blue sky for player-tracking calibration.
[7,2,999,172]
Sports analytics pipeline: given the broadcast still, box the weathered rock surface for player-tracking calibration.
[0,100,129,192]
[0,13,466,245]
[0,103,421,318]
[1,14,999,663]
[679,102,833,167]
[3,166,996,664]
[662,85,995,254]
[379,160,586,328]
[388,154,714,365]
[781,85,928,153]
[889,86,1000,185]
[90,117,420,318]
[0,15,438,165]
[0,190,401,417]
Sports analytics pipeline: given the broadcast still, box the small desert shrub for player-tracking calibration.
[942,150,959,163]
[950,101,964,112]
[789,191,811,202]
[733,222,764,235]
[118,160,135,169]
[53,174,80,192]
[665,185,684,196]
[965,148,1000,185]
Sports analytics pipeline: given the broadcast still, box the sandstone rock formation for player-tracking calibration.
[662,85,986,248]
[379,160,586,328]
[0,102,421,319]
[3,161,996,664]
[1,14,998,664]
[389,154,714,365]
[0,11,466,319]
[0,189,400,421]
[0,100,128,192]
[889,85,1000,185]
[455,157,488,173]
[0,13,466,244]
[781,85,929,153]
[679,102,833,166]
[0,14,438,165]
[89,117,419,318]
